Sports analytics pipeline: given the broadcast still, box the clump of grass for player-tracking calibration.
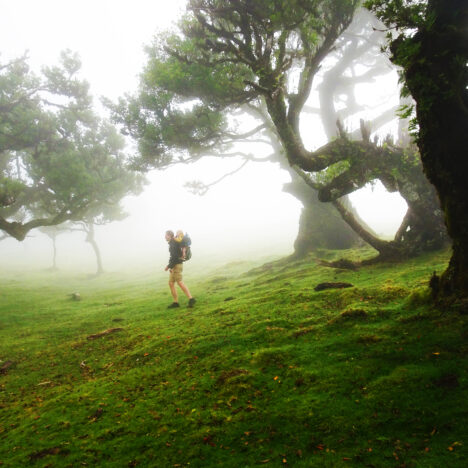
[405,286,433,306]
[251,345,294,368]
[329,308,368,324]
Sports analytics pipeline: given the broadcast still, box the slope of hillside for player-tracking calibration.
[0,248,466,467]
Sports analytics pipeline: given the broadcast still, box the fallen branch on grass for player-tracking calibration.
[86,328,124,340]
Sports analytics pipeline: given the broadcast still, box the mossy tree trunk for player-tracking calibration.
[283,170,360,257]
[387,0,468,299]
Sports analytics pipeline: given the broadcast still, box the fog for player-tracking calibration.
[0,0,407,273]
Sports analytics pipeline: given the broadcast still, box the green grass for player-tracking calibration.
[0,248,466,467]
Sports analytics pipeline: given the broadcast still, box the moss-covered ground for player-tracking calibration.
[0,248,466,467]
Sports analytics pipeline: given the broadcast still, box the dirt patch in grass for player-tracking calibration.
[216,369,250,386]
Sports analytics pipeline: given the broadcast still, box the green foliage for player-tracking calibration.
[364,0,428,30]
[0,248,466,466]
[0,52,144,240]
[314,160,351,185]
[109,0,360,171]
[0,177,25,207]
[365,0,466,141]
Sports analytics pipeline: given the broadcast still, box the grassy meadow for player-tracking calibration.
[0,248,466,467]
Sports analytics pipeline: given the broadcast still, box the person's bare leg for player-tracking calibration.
[177,280,192,299]
[169,281,178,302]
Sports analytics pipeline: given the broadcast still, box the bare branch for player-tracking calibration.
[224,123,266,140]
[332,199,389,251]
[184,159,250,195]
[200,151,274,162]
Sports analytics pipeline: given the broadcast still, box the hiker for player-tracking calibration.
[164,230,196,309]
[175,230,191,260]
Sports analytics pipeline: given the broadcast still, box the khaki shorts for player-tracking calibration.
[169,263,183,283]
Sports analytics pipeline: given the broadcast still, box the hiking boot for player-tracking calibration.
[167,302,180,309]
[188,298,196,308]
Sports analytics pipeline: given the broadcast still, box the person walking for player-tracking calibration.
[164,230,196,308]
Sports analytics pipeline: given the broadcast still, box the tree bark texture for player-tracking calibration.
[391,0,468,298]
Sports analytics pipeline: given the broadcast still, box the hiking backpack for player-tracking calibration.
[183,233,192,261]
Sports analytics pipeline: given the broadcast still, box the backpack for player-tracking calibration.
[183,233,192,261]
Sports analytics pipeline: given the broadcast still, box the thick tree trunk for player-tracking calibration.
[391,0,468,299]
[283,171,360,257]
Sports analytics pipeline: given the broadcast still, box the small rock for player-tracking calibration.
[69,292,81,301]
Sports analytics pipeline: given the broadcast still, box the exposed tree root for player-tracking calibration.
[317,258,360,270]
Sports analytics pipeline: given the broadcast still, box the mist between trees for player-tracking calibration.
[1,1,466,302]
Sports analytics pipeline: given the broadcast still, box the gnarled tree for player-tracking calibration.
[295,121,446,261]
[110,1,446,260]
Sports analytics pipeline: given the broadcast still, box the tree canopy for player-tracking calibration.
[0,51,144,241]
[110,1,446,260]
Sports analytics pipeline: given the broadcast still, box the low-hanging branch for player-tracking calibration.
[184,159,250,196]
[0,207,78,241]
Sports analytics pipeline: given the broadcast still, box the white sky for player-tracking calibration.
[0,0,407,272]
